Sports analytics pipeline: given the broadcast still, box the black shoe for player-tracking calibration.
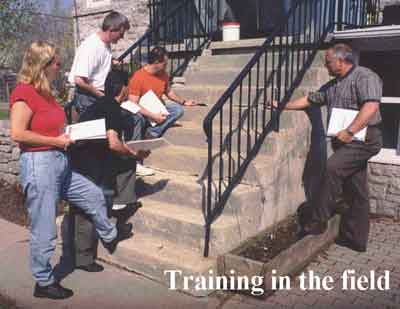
[303,221,328,235]
[118,222,133,236]
[76,262,104,273]
[110,202,142,219]
[103,222,133,254]
[335,237,366,252]
[34,282,73,299]
[333,198,350,215]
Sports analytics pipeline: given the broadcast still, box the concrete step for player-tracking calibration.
[190,54,317,74]
[127,199,241,257]
[183,66,327,88]
[136,170,262,215]
[146,143,269,184]
[181,103,293,131]
[98,232,217,296]
[174,84,315,108]
[164,119,281,156]
[208,36,315,53]
[192,48,324,70]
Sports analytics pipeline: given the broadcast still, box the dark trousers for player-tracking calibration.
[313,126,382,248]
[68,207,99,267]
[69,157,137,267]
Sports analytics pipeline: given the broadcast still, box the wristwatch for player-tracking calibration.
[345,129,354,137]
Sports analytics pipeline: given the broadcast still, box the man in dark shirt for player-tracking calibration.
[276,43,382,252]
[69,70,149,272]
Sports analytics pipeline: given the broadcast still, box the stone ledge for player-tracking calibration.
[369,148,400,165]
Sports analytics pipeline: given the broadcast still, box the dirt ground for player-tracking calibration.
[0,181,28,227]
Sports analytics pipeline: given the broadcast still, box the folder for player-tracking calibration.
[327,108,366,142]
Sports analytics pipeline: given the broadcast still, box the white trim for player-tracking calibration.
[369,148,400,165]
[381,97,400,104]
[327,25,400,41]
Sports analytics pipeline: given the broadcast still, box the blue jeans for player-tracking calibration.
[146,102,184,138]
[121,110,146,141]
[73,91,97,119]
[19,150,117,287]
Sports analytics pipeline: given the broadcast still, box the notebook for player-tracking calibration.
[138,90,169,127]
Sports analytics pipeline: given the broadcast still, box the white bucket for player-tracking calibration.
[222,22,240,41]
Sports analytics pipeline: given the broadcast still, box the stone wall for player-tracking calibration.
[73,0,149,57]
[0,125,19,185]
[369,162,400,219]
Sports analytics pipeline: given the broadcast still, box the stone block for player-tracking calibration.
[11,147,20,161]
[0,153,11,163]
[369,183,387,200]
[0,173,18,185]
[8,161,19,175]
[385,193,400,204]
[368,175,390,185]
[0,145,13,153]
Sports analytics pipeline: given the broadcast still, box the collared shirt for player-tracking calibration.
[308,65,382,126]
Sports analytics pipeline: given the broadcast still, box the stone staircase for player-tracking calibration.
[98,39,330,296]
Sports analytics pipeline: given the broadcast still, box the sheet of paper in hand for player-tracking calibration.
[327,108,366,142]
[126,138,170,151]
[65,119,106,141]
[121,100,141,114]
[139,90,170,127]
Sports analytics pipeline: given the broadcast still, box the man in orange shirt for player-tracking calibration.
[128,46,197,140]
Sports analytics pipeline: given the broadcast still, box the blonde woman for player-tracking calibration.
[10,41,131,299]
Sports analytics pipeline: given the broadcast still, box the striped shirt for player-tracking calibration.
[308,65,382,126]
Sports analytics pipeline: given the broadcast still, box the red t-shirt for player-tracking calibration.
[10,83,65,152]
[128,67,169,99]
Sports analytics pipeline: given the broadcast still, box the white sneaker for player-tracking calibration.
[136,163,155,176]
[112,204,127,210]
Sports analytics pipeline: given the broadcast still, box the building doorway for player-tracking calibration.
[223,0,289,38]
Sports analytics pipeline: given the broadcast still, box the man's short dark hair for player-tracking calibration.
[102,11,130,31]
[105,69,129,98]
[148,46,168,64]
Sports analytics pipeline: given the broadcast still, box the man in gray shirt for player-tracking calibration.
[277,43,382,252]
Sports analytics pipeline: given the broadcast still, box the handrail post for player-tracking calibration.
[204,121,213,258]
[337,0,344,30]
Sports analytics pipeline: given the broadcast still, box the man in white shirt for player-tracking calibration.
[69,11,130,117]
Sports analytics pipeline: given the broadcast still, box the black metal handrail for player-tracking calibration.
[202,0,381,257]
[118,0,221,77]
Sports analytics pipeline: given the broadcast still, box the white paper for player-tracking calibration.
[121,100,141,114]
[139,90,169,127]
[327,108,366,142]
[65,119,106,141]
[126,138,170,151]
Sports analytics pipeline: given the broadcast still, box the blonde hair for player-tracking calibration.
[17,41,58,95]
